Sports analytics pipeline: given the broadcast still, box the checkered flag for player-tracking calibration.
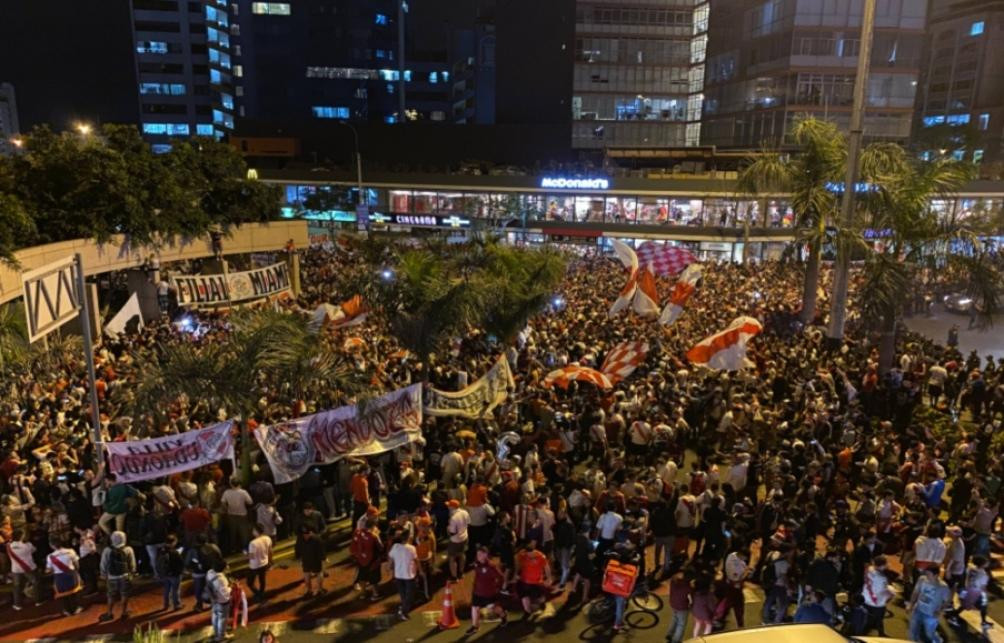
[601,340,650,384]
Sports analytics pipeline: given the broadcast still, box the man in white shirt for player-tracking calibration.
[47,537,83,616]
[928,363,948,406]
[220,478,253,555]
[726,454,750,495]
[388,532,418,620]
[246,524,272,604]
[658,457,679,491]
[595,503,623,559]
[8,529,36,610]
[862,556,893,636]
[446,499,471,580]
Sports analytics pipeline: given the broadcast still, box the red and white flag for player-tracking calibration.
[659,263,703,326]
[601,340,649,384]
[608,239,659,318]
[686,316,763,371]
[635,242,696,276]
[543,365,614,390]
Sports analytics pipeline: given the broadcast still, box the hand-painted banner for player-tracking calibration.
[425,355,514,419]
[173,262,291,307]
[253,384,422,484]
[104,421,234,483]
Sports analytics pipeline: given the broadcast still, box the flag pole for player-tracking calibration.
[75,254,104,469]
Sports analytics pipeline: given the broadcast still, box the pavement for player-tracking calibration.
[903,304,1004,359]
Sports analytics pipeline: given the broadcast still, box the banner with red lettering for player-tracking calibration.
[253,384,423,484]
[104,421,234,483]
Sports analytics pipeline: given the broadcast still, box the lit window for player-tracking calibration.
[151,144,172,154]
[251,2,291,15]
[205,5,229,26]
[952,149,964,161]
[387,83,394,94]
[142,123,190,136]
[970,21,984,36]
[379,69,398,81]
[429,72,438,83]
[946,113,970,126]
[980,113,990,130]
[375,13,388,25]
[221,93,234,109]
[234,64,243,77]
[210,69,222,84]
[442,71,449,81]
[974,149,985,163]
[197,124,214,136]
[385,115,396,124]
[376,49,387,59]
[311,106,350,119]
[136,41,168,54]
[213,109,225,124]
[139,83,186,95]
[404,70,411,81]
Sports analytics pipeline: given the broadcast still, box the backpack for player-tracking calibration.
[350,529,375,567]
[759,556,778,587]
[108,547,129,577]
[156,546,171,577]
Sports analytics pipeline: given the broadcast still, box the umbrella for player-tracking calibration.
[343,337,367,351]
[543,365,613,390]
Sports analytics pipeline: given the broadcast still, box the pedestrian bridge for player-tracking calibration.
[0,220,309,305]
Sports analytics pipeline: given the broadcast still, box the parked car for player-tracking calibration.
[685,623,910,643]
[943,292,974,314]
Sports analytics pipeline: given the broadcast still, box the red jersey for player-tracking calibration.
[518,549,548,585]
[472,560,504,597]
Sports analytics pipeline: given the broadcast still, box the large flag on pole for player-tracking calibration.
[608,239,659,318]
[104,293,144,337]
[659,263,703,326]
[686,316,763,371]
[635,242,696,276]
[600,340,649,384]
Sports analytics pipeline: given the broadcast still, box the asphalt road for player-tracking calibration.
[903,304,1004,360]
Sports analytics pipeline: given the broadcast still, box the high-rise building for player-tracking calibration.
[914,0,1004,164]
[572,0,702,149]
[0,84,19,156]
[233,0,488,126]
[130,0,237,148]
[701,0,927,148]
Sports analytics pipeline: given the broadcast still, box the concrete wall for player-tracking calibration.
[0,221,309,305]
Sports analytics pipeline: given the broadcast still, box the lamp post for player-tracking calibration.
[75,122,93,136]
[337,121,366,231]
[827,0,877,345]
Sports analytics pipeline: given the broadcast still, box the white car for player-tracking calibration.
[685,624,910,643]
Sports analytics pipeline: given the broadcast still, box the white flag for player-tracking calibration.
[104,293,144,337]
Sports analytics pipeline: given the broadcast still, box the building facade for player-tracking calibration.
[0,84,19,156]
[129,0,237,148]
[701,0,927,148]
[914,0,1004,164]
[572,0,704,149]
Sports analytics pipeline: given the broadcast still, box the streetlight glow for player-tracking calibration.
[10,137,23,148]
[75,122,93,136]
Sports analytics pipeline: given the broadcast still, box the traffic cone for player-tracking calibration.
[437,581,460,630]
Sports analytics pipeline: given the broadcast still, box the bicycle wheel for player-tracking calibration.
[631,590,664,612]
[625,608,659,630]
[587,597,615,624]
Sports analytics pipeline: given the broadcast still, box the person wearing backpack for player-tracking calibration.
[206,560,233,642]
[98,530,137,622]
[184,534,211,611]
[157,534,185,611]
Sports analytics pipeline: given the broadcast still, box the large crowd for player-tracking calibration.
[1,240,1003,643]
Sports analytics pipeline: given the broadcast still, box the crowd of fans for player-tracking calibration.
[0,240,1003,643]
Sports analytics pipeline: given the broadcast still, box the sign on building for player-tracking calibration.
[21,255,80,342]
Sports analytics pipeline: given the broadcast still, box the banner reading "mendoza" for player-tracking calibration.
[104,421,234,483]
[173,262,291,307]
[425,355,514,419]
[254,384,422,484]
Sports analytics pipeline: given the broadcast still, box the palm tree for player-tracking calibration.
[0,302,29,372]
[130,308,362,481]
[738,118,845,323]
[852,150,990,371]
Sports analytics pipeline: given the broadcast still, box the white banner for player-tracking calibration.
[104,421,234,483]
[253,384,423,484]
[172,262,291,307]
[104,292,144,337]
[425,355,514,419]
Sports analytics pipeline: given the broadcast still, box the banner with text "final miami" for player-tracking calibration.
[253,384,423,484]
[104,421,234,483]
[172,262,291,307]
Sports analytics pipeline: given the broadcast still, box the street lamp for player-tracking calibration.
[336,121,365,228]
[10,137,23,149]
[75,122,93,136]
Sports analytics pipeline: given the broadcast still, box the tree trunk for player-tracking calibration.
[878,312,897,374]
[800,239,822,325]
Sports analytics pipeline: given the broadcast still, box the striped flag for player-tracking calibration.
[608,239,659,318]
[659,263,703,326]
[686,316,763,371]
